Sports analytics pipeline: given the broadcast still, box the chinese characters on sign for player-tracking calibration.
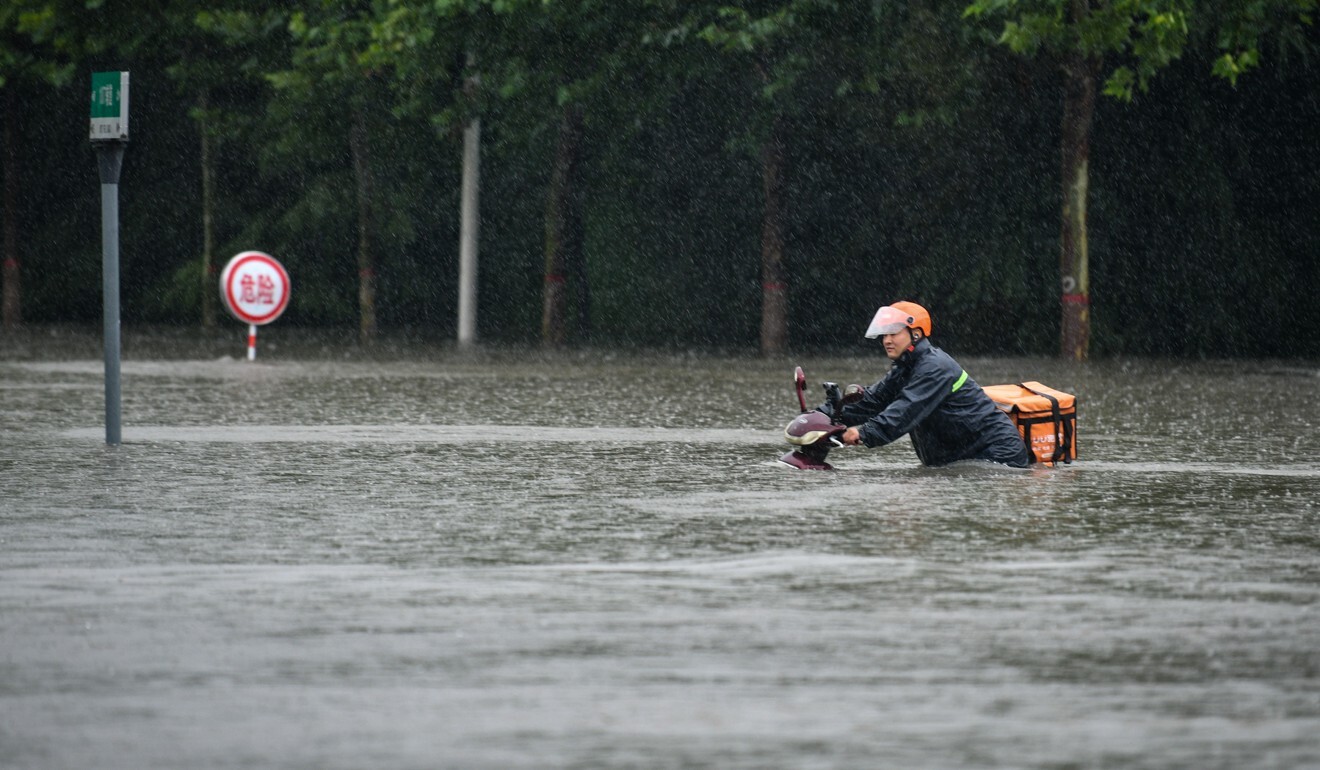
[89,72,130,141]
[240,274,277,305]
[220,251,290,327]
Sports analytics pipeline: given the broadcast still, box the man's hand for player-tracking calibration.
[842,427,863,446]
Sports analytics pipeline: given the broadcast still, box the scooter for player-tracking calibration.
[777,367,862,470]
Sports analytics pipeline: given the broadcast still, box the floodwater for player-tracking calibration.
[2,329,1318,769]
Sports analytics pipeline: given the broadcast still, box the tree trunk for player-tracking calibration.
[457,57,480,348]
[199,89,218,329]
[457,114,480,347]
[350,105,376,342]
[3,87,21,330]
[1059,4,1100,361]
[759,113,788,356]
[541,102,585,348]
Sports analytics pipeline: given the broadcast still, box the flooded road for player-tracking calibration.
[2,331,1318,769]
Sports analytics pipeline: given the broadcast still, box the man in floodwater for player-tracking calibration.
[821,300,1031,468]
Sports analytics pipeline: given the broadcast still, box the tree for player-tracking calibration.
[488,0,604,349]
[376,0,696,348]
[0,1,83,330]
[964,0,1317,360]
[368,0,486,343]
[681,0,874,355]
[174,3,281,329]
[489,0,676,348]
[268,0,392,342]
[690,3,805,356]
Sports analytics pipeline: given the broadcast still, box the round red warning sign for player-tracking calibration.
[219,251,290,326]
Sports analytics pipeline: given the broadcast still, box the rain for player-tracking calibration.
[4,336,1318,768]
[3,2,1320,768]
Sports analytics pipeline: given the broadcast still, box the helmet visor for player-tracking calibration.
[865,306,913,339]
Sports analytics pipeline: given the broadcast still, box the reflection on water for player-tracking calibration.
[2,333,1318,769]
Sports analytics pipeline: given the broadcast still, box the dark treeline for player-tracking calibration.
[3,0,1317,358]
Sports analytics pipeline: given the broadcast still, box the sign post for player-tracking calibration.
[91,71,129,446]
[219,251,290,360]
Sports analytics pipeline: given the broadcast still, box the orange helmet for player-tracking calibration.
[865,301,932,339]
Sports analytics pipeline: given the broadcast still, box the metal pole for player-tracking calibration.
[98,143,125,446]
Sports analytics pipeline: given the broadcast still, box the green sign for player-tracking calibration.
[90,71,129,141]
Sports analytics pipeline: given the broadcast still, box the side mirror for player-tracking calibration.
[823,382,842,412]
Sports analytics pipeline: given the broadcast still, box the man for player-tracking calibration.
[821,300,1030,468]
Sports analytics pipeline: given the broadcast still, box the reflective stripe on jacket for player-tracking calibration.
[831,339,1029,467]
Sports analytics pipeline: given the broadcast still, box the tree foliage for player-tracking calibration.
[965,0,1316,98]
[1,0,1317,357]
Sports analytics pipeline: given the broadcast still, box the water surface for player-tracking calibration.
[2,334,1317,768]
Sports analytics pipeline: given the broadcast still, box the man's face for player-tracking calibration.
[881,328,913,360]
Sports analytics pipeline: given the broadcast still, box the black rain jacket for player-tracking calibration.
[821,338,1030,468]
